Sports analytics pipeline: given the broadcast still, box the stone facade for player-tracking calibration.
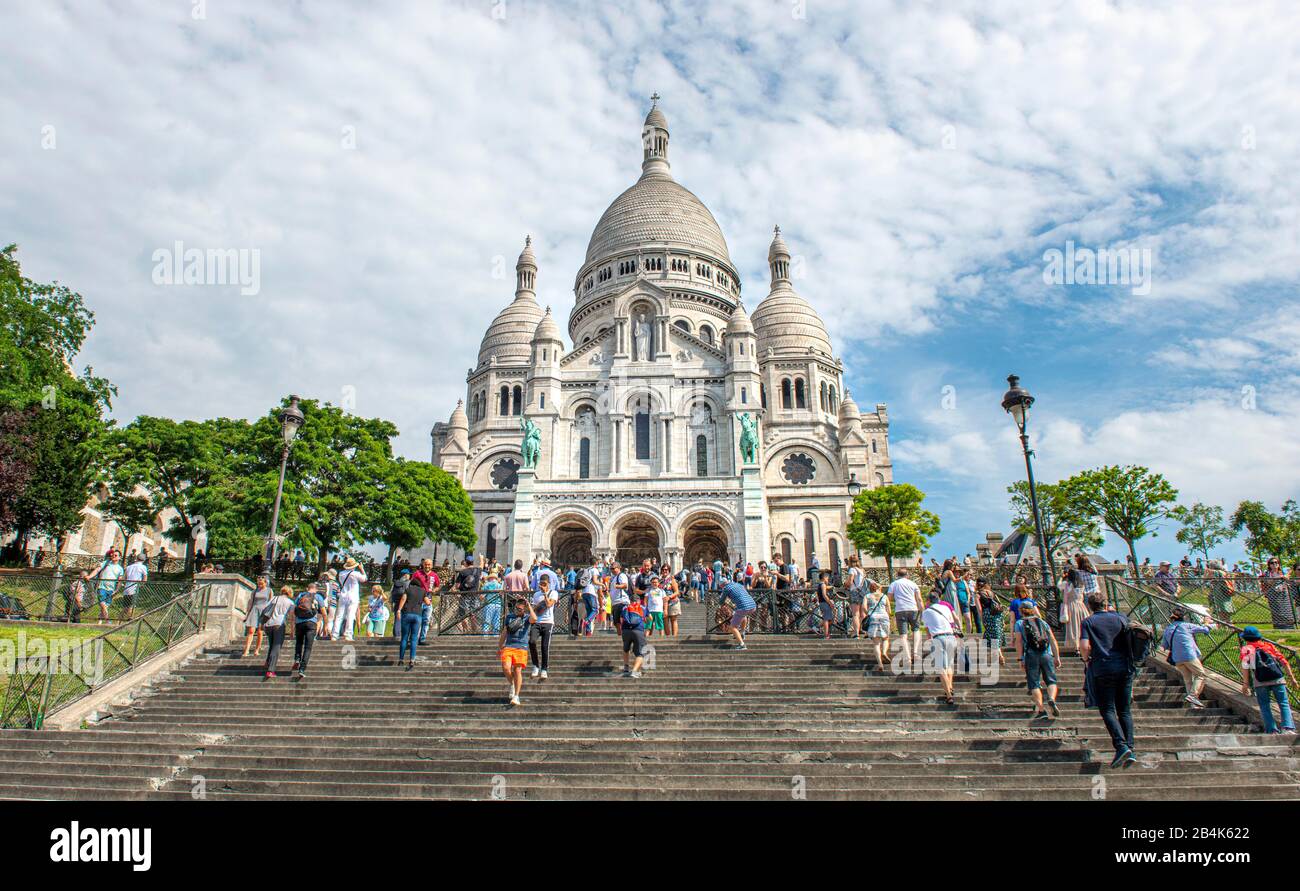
[430,100,892,571]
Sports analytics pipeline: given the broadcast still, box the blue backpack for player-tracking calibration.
[623,607,645,629]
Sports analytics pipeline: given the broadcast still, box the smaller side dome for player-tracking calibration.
[726,301,755,336]
[838,390,862,424]
[533,306,563,344]
[449,399,469,430]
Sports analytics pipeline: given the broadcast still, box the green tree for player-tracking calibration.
[846,483,941,576]
[370,459,475,572]
[1059,465,1179,572]
[1229,500,1300,569]
[105,416,250,573]
[243,398,398,575]
[0,244,114,558]
[1007,480,1104,559]
[1168,502,1233,565]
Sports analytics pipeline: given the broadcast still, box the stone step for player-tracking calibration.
[0,778,1290,802]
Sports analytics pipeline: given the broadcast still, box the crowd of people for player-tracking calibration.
[204,547,1300,761]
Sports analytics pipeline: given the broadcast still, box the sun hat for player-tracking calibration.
[343,557,359,569]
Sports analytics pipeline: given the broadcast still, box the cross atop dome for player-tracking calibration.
[650,91,660,106]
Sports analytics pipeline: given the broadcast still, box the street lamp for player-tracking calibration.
[847,472,862,497]
[1001,375,1058,591]
[265,395,305,576]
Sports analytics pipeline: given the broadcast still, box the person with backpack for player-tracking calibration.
[1014,603,1062,720]
[453,557,481,633]
[576,559,599,636]
[290,587,321,680]
[1079,593,1138,768]
[1160,606,1215,708]
[390,569,412,640]
[394,571,429,670]
[620,591,649,677]
[1239,626,1297,733]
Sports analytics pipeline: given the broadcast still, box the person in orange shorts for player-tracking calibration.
[498,594,538,707]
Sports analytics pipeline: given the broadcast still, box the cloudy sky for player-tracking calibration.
[3,0,1297,564]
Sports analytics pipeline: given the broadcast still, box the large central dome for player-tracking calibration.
[584,174,731,265]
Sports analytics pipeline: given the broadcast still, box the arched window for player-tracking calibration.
[740,386,747,404]
[635,405,650,460]
[499,386,509,416]
[781,379,792,409]
[673,319,691,333]
[696,434,708,477]
[579,437,591,479]
[819,382,828,411]
[486,522,497,561]
[761,384,767,409]
[511,386,522,415]
[829,537,840,570]
[780,537,793,565]
[803,518,815,571]
[699,324,714,345]
[540,393,545,409]
[829,385,837,410]
[795,378,807,409]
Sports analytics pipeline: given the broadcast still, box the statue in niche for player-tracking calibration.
[633,311,652,361]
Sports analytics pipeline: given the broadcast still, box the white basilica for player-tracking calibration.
[430,100,893,571]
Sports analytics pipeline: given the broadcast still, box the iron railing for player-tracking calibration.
[1,583,211,729]
[0,572,194,624]
[702,587,850,635]
[1105,575,1300,710]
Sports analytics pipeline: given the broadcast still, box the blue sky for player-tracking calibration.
[2,0,1297,565]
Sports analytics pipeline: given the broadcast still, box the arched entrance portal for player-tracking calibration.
[550,520,594,569]
[682,515,729,567]
[614,514,661,566]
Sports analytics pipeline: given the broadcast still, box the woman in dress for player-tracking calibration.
[862,580,891,670]
[661,564,682,637]
[978,579,1006,667]
[242,575,271,657]
[1060,567,1087,654]
[816,574,836,639]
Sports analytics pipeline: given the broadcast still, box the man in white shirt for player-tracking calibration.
[529,574,559,679]
[93,553,125,623]
[609,563,631,629]
[887,569,923,664]
[121,554,149,620]
[921,592,959,704]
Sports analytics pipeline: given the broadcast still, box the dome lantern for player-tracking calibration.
[641,92,670,178]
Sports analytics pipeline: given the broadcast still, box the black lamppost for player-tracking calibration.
[1001,375,1058,591]
[846,472,862,498]
[265,395,305,576]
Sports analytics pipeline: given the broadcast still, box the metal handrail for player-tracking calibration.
[1104,575,1300,705]
[1,583,211,729]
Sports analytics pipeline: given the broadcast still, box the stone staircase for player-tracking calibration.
[0,632,1296,800]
